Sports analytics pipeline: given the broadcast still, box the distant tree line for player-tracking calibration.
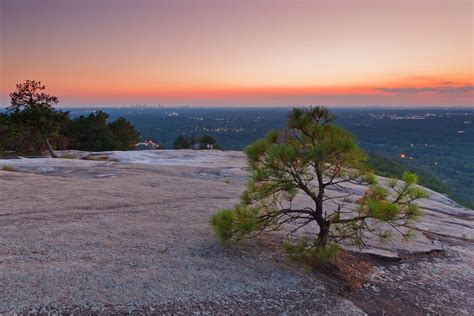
[365,152,473,209]
[0,80,140,157]
[173,134,221,150]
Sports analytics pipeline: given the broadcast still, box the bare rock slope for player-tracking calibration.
[0,150,472,314]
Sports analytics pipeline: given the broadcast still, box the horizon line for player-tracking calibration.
[2,105,473,110]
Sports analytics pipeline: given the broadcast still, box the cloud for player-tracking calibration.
[376,85,474,95]
[440,81,455,85]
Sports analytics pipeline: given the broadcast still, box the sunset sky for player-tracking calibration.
[1,0,473,107]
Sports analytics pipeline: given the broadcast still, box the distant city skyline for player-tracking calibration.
[1,0,473,108]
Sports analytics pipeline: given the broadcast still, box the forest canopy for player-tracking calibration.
[0,80,140,157]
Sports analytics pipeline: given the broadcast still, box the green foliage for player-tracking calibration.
[1,165,18,172]
[210,209,237,242]
[210,106,426,254]
[357,172,426,227]
[0,113,12,156]
[283,238,341,266]
[199,135,217,146]
[209,205,258,243]
[64,111,116,151]
[402,171,417,185]
[8,80,58,112]
[362,173,378,185]
[108,117,140,150]
[365,152,471,208]
[1,80,141,156]
[2,80,68,157]
[172,134,221,150]
[173,135,190,149]
[62,112,140,152]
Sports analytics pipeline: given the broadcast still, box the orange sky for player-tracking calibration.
[0,0,473,107]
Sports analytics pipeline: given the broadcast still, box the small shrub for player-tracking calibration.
[1,165,18,172]
[283,238,341,266]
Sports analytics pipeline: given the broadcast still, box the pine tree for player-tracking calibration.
[108,117,140,150]
[7,80,67,157]
[173,135,190,149]
[210,107,426,252]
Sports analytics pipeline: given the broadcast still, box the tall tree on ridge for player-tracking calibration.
[8,80,67,157]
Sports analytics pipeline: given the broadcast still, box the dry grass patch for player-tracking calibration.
[83,155,115,161]
[284,239,374,292]
[60,154,77,159]
[331,251,374,291]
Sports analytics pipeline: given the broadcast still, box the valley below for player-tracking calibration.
[0,150,473,315]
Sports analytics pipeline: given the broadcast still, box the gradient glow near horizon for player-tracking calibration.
[1,0,473,108]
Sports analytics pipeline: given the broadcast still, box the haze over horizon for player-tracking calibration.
[1,0,473,108]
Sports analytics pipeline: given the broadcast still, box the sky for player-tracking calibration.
[0,0,473,108]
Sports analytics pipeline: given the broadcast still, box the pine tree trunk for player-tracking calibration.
[34,142,43,156]
[318,221,330,247]
[45,138,57,158]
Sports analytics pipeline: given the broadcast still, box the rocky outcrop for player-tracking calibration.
[0,150,472,314]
